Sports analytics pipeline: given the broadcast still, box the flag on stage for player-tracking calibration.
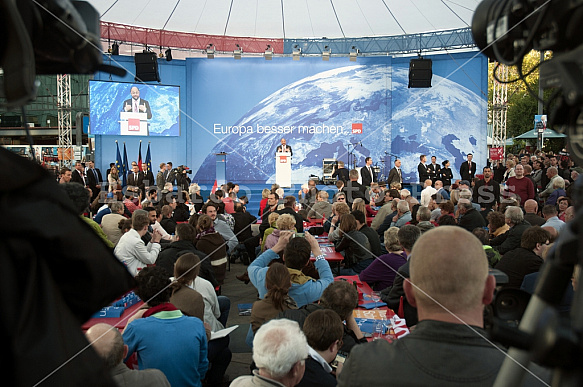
[145,142,152,172]
[211,180,218,194]
[137,141,143,170]
[115,142,124,183]
[122,143,128,187]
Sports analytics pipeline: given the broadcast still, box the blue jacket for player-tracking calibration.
[249,249,334,307]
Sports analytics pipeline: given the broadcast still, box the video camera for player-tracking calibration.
[472,1,583,385]
[174,165,192,175]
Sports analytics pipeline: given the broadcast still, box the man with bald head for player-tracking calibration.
[523,199,545,226]
[338,227,547,386]
[85,323,170,386]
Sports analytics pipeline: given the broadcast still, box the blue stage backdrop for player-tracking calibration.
[93,52,487,185]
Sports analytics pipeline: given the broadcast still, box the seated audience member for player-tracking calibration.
[384,225,422,327]
[297,310,344,387]
[438,201,455,219]
[144,206,173,242]
[123,188,142,214]
[487,210,509,239]
[93,202,112,225]
[264,214,297,252]
[370,189,400,230]
[352,210,382,257]
[457,198,486,232]
[338,227,548,386]
[249,231,333,307]
[491,206,531,255]
[280,280,367,356]
[541,204,566,233]
[438,214,457,226]
[360,227,408,291]
[415,206,435,234]
[251,263,298,334]
[172,254,231,386]
[159,204,177,235]
[230,319,308,387]
[114,211,162,276]
[376,199,400,238]
[335,214,373,275]
[85,323,170,386]
[277,196,304,233]
[195,214,228,285]
[472,228,501,267]
[118,218,132,234]
[565,206,576,223]
[495,226,550,288]
[261,212,280,252]
[308,190,333,219]
[352,197,376,218]
[523,199,545,226]
[258,188,271,217]
[101,201,127,246]
[202,202,238,252]
[232,201,259,262]
[172,191,191,222]
[156,223,217,286]
[390,200,412,228]
[122,267,208,387]
[327,202,351,243]
[545,176,567,205]
[557,196,571,222]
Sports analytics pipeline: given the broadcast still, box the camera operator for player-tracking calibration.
[174,165,191,191]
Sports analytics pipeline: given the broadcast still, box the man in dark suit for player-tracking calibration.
[427,156,441,185]
[275,138,293,156]
[86,160,103,202]
[162,162,176,187]
[418,154,429,184]
[71,161,86,186]
[141,163,155,190]
[387,159,403,187]
[122,86,152,119]
[360,157,376,188]
[127,164,144,193]
[343,169,368,205]
[332,160,350,182]
[460,153,477,181]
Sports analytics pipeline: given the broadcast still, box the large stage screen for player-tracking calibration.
[89,80,180,136]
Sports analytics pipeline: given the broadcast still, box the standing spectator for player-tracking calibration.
[156,162,166,190]
[251,263,298,334]
[85,323,170,386]
[297,310,344,387]
[141,163,155,191]
[420,179,437,207]
[59,166,72,184]
[417,155,429,184]
[122,267,208,387]
[472,166,500,211]
[459,153,477,181]
[195,214,228,285]
[504,164,535,205]
[502,159,516,184]
[230,319,308,387]
[86,160,103,202]
[360,227,407,291]
[440,160,454,187]
[427,156,441,185]
[71,161,86,186]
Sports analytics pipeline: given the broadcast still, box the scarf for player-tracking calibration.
[142,302,177,318]
[196,227,216,240]
[288,268,313,285]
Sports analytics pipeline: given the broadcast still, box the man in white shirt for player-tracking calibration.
[114,210,162,276]
[420,179,437,207]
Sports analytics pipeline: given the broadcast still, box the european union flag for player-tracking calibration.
[145,142,152,172]
[122,142,128,187]
[115,141,124,182]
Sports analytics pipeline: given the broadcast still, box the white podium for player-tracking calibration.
[275,152,292,188]
[119,112,149,136]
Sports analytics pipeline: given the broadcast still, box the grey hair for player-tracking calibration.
[505,206,524,225]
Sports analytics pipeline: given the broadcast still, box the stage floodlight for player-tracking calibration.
[292,45,301,61]
[349,46,358,62]
[264,45,273,60]
[206,44,214,59]
[234,44,242,60]
[111,42,119,56]
[322,46,331,61]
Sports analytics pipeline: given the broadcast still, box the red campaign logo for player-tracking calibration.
[279,156,287,163]
[128,118,140,131]
[352,123,363,134]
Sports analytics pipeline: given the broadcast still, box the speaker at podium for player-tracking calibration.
[275,152,292,188]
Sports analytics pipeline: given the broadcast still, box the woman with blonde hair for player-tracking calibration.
[108,165,121,192]
[263,214,297,251]
[250,263,297,334]
[258,188,271,217]
[502,159,516,183]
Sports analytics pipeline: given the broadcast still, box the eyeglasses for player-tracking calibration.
[337,197,346,201]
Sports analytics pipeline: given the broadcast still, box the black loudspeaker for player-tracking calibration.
[134,51,160,82]
[408,58,432,88]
